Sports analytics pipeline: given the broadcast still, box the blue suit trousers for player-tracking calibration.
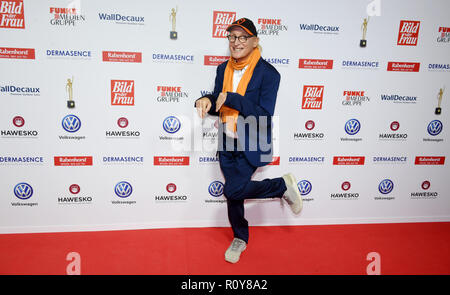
[218,141,287,244]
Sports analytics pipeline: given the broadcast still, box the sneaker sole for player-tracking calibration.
[285,173,303,214]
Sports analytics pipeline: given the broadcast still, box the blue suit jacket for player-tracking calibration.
[197,58,281,167]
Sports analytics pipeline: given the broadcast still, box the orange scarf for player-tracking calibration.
[220,47,261,132]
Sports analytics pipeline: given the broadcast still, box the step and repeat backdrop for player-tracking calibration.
[1,0,449,233]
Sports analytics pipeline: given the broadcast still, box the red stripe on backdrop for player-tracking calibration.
[0,222,449,275]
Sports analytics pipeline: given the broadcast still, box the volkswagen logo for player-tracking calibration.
[208,181,224,197]
[427,120,443,136]
[14,182,33,200]
[297,180,312,196]
[378,179,394,194]
[115,181,133,198]
[163,116,181,134]
[62,114,81,133]
[345,119,361,135]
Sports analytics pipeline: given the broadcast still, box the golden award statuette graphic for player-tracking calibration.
[360,16,369,47]
[169,6,178,40]
[436,87,444,115]
[66,76,75,108]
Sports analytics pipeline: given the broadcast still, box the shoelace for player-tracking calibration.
[231,239,245,251]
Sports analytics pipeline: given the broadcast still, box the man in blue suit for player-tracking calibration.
[195,18,303,263]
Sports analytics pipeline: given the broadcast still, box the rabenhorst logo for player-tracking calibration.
[54,156,93,166]
[342,90,370,107]
[372,156,407,165]
[49,7,85,26]
[0,84,40,96]
[98,12,144,25]
[58,184,93,205]
[156,86,189,103]
[212,11,236,38]
[264,57,290,67]
[0,47,34,59]
[341,60,379,70]
[102,51,142,63]
[105,117,140,139]
[1,116,38,138]
[330,181,359,201]
[379,121,408,141]
[397,20,420,46]
[0,0,24,29]
[381,93,417,104]
[294,120,325,140]
[333,156,365,165]
[414,156,445,165]
[302,85,323,109]
[0,156,44,165]
[299,59,333,69]
[153,156,189,166]
[437,27,450,43]
[204,55,228,66]
[111,80,134,106]
[102,156,144,165]
[46,49,92,59]
[428,63,450,72]
[152,53,194,63]
[387,62,420,72]
[257,18,287,35]
[299,23,339,34]
[288,156,325,165]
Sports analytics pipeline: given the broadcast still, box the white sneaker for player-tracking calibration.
[282,173,303,214]
[225,238,247,263]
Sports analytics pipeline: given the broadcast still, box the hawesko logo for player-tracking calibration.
[62,115,81,133]
[12,116,24,127]
[166,183,177,193]
[212,11,236,38]
[302,85,323,109]
[111,80,134,106]
[297,180,312,196]
[427,120,443,136]
[103,51,142,63]
[115,181,132,198]
[299,59,333,69]
[387,62,420,72]
[54,156,93,166]
[378,179,394,194]
[415,156,445,165]
[0,0,25,29]
[204,55,228,66]
[341,181,351,191]
[69,184,80,194]
[153,156,189,166]
[0,47,34,59]
[208,181,224,197]
[345,119,361,135]
[14,182,33,200]
[163,116,181,133]
[333,156,365,165]
[397,20,420,46]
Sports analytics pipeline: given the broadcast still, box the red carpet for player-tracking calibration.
[0,222,449,275]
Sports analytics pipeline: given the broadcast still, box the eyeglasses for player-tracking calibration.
[226,35,254,43]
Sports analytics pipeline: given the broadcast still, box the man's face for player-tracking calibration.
[228,27,259,62]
